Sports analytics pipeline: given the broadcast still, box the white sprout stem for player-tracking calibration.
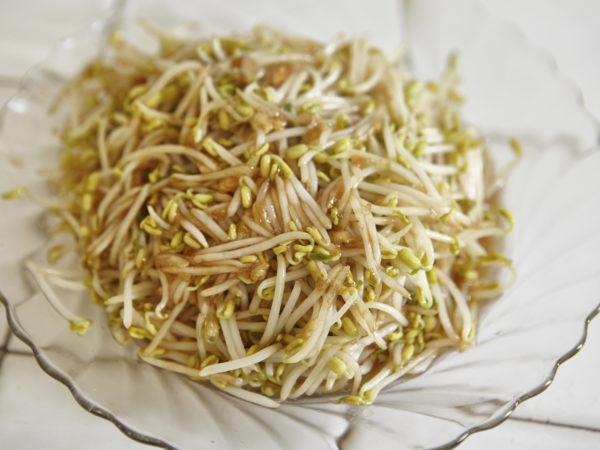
[199,343,282,377]
[215,385,280,408]
[109,185,149,265]
[259,254,286,345]
[192,232,313,262]
[25,260,88,325]
[122,269,137,328]
[190,208,229,242]
[436,269,473,340]
[143,298,189,356]
[366,302,409,327]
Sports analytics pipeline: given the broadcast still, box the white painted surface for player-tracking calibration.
[0,1,598,448]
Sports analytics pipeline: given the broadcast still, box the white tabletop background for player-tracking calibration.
[0,1,598,448]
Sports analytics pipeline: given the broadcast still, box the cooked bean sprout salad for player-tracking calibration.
[3,25,517,408]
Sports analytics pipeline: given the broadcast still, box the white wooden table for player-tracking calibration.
[0,1,599,448]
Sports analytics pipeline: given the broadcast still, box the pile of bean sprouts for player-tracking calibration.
[6,26,517,408]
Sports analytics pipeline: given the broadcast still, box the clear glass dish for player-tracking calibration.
[1,0,599,448]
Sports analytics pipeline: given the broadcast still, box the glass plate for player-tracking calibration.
[1,0,599,448]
